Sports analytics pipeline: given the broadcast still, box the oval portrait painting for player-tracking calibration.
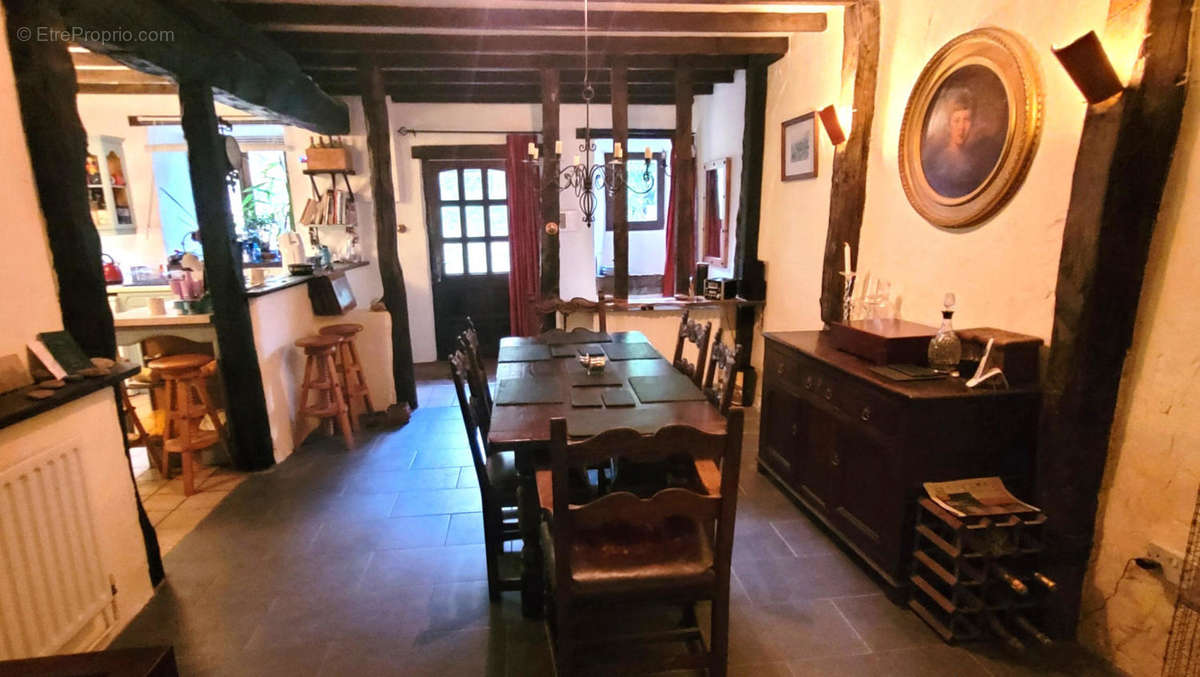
[899,28,1042,228]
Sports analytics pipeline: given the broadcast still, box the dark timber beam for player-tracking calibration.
[1036,0,1193,638]
[673,67,695,296]
[315,82,713,103]
[294,53,750,71]
[265,32,788,56]
[540,69,561,308]
[77,83,179,95]
[177,80,273,470]
[818,0,880,323]
[4,0,114,358]
[57,0,348,133]
[308,69,735,86]
[359,61,419,411]
[75,68,173,85]
[230,4,827,33]
[612,60,630,300]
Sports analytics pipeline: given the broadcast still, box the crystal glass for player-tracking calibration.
[927,292,962,372]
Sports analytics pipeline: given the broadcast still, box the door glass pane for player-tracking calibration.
[438,170,459,201]
[466,242,487,274]
[462,169,483,200]
[487,169,507,200]
[464,206,486,237]
[441,206,462,238]
[490,241,510,273]
[489,205,509,236]
[628,160,657,222]
[443,243,464,275]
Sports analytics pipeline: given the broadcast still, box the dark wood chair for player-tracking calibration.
[449,349,521,601]
[458,323,494,434]
[702,328,743,416]
[537,410,744,677]
[672,309,713,387]
[461,317,495,410]
[531,293,611,333]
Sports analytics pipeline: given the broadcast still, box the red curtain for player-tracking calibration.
[702,168,721,259]
[505,134,541,336]
[662,147,679,297]
[662,147,694,297]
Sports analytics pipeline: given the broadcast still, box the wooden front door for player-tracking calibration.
[421,160,512,359]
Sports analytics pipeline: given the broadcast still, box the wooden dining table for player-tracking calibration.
[488,329,728,617]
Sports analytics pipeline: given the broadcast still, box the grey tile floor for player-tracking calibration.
[112,370,1119,676]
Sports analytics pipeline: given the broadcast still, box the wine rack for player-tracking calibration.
[908,497,1055,649]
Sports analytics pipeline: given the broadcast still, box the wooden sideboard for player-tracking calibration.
[758,331,1040,592]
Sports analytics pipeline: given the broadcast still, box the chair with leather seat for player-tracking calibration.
[702,329,743,416]
[537,410,743,677]
[449,349,521,601]
[672,309,713,387]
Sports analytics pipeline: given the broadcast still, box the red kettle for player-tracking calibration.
[102,253,124,285]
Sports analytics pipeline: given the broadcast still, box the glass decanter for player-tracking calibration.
[927,292,962,372]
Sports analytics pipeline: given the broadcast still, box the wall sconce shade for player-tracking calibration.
[818,105,847,146]
[1053,31,1124,104]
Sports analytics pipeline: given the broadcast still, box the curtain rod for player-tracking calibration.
[396,127,540,137]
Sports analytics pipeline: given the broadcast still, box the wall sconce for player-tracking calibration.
[1053,31,1125,104]
[818,105,847,145]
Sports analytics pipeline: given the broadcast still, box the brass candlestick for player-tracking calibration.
[839,271,856,322]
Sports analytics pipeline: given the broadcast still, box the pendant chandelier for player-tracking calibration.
[526,0,655,227]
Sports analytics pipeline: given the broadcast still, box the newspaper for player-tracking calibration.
[923,477,1039,518]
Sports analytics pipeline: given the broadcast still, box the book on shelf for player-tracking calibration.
[299,198,318,225]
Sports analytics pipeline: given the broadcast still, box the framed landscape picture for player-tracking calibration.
[898,27,1044,228]
[781,111,818,181]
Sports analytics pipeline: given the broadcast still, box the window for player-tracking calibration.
[606,151,667,231]
[432,165,510,276]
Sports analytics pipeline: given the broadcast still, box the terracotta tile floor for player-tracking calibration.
[111,366,1120,676]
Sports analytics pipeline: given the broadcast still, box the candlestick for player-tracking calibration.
[843,241,852,276]
[527,141,535,157]
[644,146,653,160]
[532,146,540,160]
[839,271,856,322]
[615,142,623,159]
[555,140,562,155]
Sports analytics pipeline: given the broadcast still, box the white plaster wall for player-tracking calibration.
[693,72,747,281]
[1079,29,1200,676]
[0,7,64,366]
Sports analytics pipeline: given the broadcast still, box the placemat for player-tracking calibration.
[602,342,661,361]
[497,344,552,363]
[541,329,612,344]
[550,343,605,358]
[628,374,706,403]
[569,387,605,408]
[602,388,636,407]
[494,377,564,405]
[566,370,625,387]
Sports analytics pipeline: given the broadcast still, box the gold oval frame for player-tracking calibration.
[898,27,1043,229]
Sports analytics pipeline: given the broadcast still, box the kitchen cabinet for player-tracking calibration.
[86,135,136,235]
[757,331,1039,592]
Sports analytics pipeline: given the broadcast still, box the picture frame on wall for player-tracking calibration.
[898,27,1044,228]
[781,111,818,181]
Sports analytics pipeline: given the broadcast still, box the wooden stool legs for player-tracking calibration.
[152,357,225,496]
[319,324,375,432]
[296,335,355,450]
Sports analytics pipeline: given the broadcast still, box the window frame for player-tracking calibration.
[605,150,668,232]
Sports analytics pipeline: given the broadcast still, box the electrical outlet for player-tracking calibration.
[1147,542,1184,586]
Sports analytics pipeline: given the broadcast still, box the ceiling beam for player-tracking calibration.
[293,52,749,71]
[75,68,174,85]
[309,69,734,86]
[78,83,180,95]
[227,4,826,33]
[59,0,348,133]
[264,32,788,56]
[317,82,712,102]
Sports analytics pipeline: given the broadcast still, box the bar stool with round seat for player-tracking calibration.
[147,353,225,496]
[296,334,355,450]
[318,323,375,430]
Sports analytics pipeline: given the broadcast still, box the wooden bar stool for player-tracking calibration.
[296,334,355,449]
[318,323,374,430]
[147,354,225,496]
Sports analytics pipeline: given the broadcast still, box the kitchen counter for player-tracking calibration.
[112,307,212,328]
[244,261,369,298]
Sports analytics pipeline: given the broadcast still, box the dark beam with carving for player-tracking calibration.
[177,80,274,470]
[673,67,695,296]
[230,4,827,33]
[294,52,750,71]
[612,60,630,300]
[265,32,788,56]
[5,1,115,358]
[818,0,880,323]
[57,0,348,133]
[540,68,561,307]
[1036,0,1194,638]
[359,60,419,411]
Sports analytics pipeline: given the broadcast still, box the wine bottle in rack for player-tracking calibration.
[1012,613,1052,646]
[992,563,1029,595]
[1032,571,1058,592]
[985,612,1025,652]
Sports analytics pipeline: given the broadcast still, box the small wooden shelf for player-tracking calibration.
[302,168,356,176]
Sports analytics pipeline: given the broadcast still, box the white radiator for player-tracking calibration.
[0,441,115,660]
